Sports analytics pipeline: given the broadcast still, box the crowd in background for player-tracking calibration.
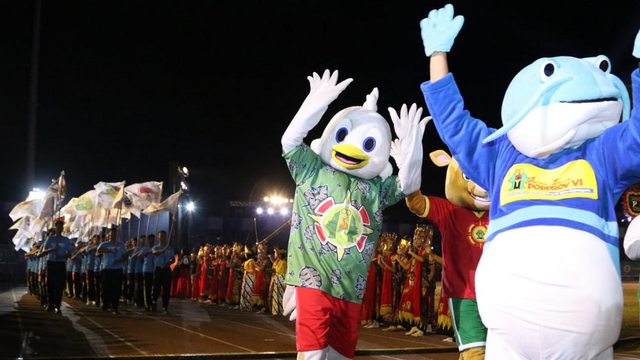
[188,242,288,315]
[358,224,450,338]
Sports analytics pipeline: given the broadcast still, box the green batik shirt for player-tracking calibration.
[283,144,405,303]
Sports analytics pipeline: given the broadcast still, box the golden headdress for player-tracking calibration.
[397,235,411,254]
[413,223,434,246]
[380,232,398,255]
[257,243,267,255]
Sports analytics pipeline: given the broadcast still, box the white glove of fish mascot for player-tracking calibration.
[281,69,427,360]
[419,4,640,360]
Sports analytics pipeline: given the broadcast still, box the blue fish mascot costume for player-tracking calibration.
[280,70,428,360]
[418,4,640,360]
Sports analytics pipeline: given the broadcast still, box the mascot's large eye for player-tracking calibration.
[540,60,556,81]
[335,127,349,143]
[362,137,376,152]
[595,55,611,74]
[462,173,471,182]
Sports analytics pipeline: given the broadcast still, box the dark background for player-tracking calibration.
[0,1,638,221]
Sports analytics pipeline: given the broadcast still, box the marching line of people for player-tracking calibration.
[24,221,176,315]
[22,221,290,318]
[23,219,445,338]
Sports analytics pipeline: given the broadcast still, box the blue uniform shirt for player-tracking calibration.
[41,235,72,263]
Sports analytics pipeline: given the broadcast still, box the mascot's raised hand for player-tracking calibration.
[282,70,353,153]
[419,3,464,57]
[388,103,430,195]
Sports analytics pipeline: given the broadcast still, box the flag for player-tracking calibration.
[12,230,31,252]
[68,214,86,234]
[125,181,163,209]
[60,197,78,216]
[10,216,32,232]
[142,190,182,216]
[29,218,46,236]
[38,177,65,220]
[74,190,97,215]
[9,197,44,221]
[94,181,126,210]
[9,216,43,234]
[121,192,141,219]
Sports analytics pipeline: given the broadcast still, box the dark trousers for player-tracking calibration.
[101,269,123,311]
[126,273,135,301]
[121,270,128,300]
[86,270,96,302]
[40,270,48,307]
[72,271,82,299]
[95,271,102,306]
[153,267,172,308]
[66,271,74,297]
[46,261,66,309]
[135,272,144,307]
[143,272,154,307]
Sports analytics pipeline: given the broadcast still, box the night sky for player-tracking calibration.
[0,1,639,221]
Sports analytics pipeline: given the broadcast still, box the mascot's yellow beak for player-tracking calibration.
[332,143,370,169]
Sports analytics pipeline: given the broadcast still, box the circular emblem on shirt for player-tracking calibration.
[467,224,487,247]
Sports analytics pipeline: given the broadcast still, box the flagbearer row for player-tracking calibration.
[12,172,183,315]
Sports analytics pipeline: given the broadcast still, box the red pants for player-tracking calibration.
[295,287,361,358]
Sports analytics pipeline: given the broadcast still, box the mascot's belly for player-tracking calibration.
[476,225,622,359]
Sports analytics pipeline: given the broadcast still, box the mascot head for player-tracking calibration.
[482,55,630,159]
[310,88,393,180]
[430,150,490,211]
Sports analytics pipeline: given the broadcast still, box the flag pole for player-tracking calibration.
[115,202,123,242]
[116,181,125,232]
[145,213,151,237]
[136,214,141,240]
[168,210,178,249]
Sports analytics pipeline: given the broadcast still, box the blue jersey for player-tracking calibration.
[132,247,144,273]
[97,241,128,271]
[152,244,174,268]
[41,235,72,263]
[141,246,154,273]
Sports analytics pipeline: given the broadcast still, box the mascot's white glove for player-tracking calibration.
[419,3,464,57]
[624,216,640,261]
[282,70,353,153]
[282,285,297,321]
[388,104,430,195]
[634,26,640,59]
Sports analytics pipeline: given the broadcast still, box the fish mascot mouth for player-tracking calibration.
[332,144,370,169]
